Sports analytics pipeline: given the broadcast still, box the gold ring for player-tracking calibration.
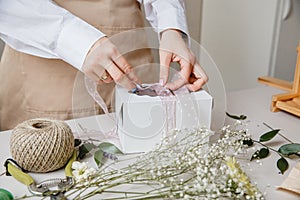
[100,71,108,80]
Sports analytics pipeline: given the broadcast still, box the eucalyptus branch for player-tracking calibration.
[245,121,299,174]
[252,139,284,157]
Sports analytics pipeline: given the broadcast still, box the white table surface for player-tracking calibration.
[0,85,299,199]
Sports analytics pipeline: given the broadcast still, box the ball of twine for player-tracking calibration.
[10,118,74,173]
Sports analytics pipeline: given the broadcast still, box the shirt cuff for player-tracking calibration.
[156,8,190,46]
[155,8,189,36]
[55,13,105,71]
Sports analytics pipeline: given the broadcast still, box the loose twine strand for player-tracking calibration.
[10,118,74,173]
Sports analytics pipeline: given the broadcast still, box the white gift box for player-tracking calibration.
[115,85,212,153]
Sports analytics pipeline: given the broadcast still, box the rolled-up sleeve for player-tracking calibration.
[139,0,189,35]
[0,0,105,71]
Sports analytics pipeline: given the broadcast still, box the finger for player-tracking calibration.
[85,69,100,83]
[100,71,114,83]
[87,71,112,85]
[92,65,113,83]
[186,62,208,91]
[106,62,135,90]
[165,72,188,91]
[179,57,193,82]
[188,75,197,84]
[112,52,139,83]
[193,62,208,83]
[165,78,186,91]
[159,50,172,85]
[186,78,206,92]
[165,57,192,90]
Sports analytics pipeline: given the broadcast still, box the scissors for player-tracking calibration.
[4,150,77,200]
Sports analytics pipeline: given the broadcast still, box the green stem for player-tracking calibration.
[253,139,285,157]
[75,171,145,200]
[14,194,37,200]
[102,190,146,195]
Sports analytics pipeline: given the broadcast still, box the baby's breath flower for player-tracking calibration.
[60,125,265,200]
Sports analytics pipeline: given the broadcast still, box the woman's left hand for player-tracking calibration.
[159,29,208,92]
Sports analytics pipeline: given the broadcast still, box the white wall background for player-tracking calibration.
[272,0,300,81]
[200,0,278,92]
[185,0,202,43]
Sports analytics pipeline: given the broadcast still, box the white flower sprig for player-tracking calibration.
[72,161,96,183]
[64,121,264,200]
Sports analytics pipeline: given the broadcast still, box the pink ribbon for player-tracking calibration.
[130,83,190,136]
[153,84,189,136]
[79,77,119,140]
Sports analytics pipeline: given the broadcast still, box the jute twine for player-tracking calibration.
[10,118,74,173]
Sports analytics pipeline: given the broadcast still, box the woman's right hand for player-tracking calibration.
[82,37,139,90]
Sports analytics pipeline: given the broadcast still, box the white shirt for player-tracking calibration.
[0,0,188,71]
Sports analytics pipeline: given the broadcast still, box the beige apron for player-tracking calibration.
[0,0,156,130]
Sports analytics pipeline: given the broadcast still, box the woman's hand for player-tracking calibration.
[82,37,138,90]
[159,29,208,91]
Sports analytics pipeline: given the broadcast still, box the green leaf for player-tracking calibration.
[277,157,289,174]
[94,149,104,166]
[243,138,254,147]
[226,112,247,120]
[278,143,300,156]
[78,143,96,159]
[259,129,280,142]
[250,148,269,161]
[258,148,269,159]
[98,142,123,154]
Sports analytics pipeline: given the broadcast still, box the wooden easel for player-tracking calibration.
[258,43,300,117]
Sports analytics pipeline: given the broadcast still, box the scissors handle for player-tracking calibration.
[65,150,77,177]
[6,161,34,186]
[4,150,76,197]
